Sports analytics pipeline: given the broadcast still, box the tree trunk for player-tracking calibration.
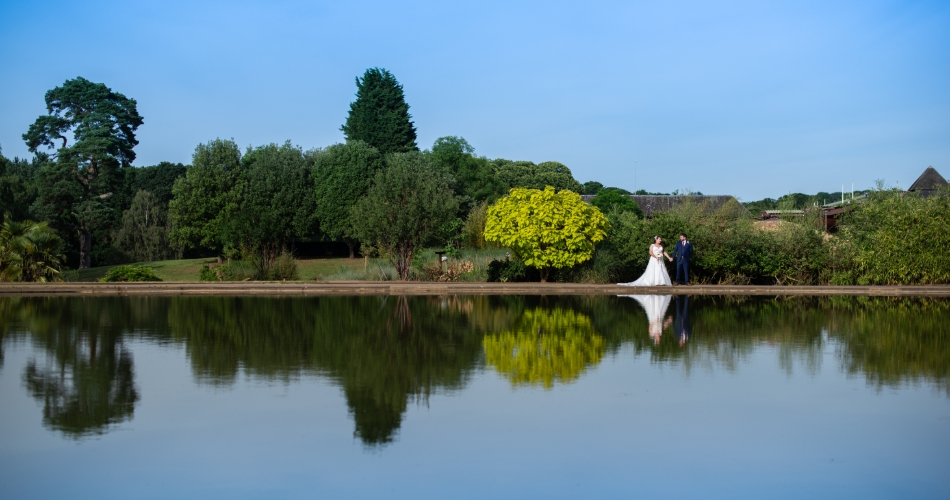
[78,227,93,269]
[395,245,413,280]
[346,239,356,259]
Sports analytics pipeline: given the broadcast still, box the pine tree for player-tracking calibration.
[341,68,418,155]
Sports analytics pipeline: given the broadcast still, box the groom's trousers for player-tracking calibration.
[676,259,689,284]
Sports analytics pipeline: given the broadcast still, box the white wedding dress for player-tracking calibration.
[619,244,672,287]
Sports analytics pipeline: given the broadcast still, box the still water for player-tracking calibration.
[1,295,948,499]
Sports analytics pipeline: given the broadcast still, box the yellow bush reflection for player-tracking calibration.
[483,308,605,389]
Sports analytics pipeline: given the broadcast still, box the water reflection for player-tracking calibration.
[1,295,948,444]
[3,297,145,438]
[167,295,494,446]
[674,296,692,346]
[620,295,673,344]
[483,307,605,389]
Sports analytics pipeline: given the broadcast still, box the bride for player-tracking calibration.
[619,236,673,287]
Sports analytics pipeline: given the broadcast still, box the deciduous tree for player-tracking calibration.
[168,139,243,252]
[351,152,459,279]
[114,190,172,262]
[429,137,506,210]
[485,186,608,281]
[312,141,384,257]
[493,159,584,193]
[223,141,317,273]
[591,188,643,217]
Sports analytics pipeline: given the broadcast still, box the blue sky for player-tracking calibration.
[1,0,947,200]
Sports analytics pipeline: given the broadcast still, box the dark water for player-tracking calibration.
[1,295,948,499]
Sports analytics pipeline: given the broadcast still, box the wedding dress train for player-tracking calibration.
[619,245,672,287]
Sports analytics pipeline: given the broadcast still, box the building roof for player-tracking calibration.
[908,167,947,192]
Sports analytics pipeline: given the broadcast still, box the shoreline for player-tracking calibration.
[0,282,949,297]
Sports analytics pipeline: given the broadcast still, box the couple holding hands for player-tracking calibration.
[619,233,693,287]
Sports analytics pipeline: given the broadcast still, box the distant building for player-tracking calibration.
[907,166,947,197]
[821,166,946,232]
[580,194,748,218]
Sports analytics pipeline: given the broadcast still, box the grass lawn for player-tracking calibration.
[297,258,371,280]
[74,258,218,282]
[71,249,507,282]
[73,257,374,282]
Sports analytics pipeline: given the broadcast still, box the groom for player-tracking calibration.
[672,233,693,286]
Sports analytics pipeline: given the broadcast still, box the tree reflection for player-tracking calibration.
[8,297,150,438]
[166,295,496,446]
[1,294,947,443]
[483,307,605,388]
[825,297,950,395]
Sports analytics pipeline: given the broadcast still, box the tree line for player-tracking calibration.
[2,69,596,275]
[4,71,946,285]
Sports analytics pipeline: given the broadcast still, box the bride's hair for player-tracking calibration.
[653,235,660,241]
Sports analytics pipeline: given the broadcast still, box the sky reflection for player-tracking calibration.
[1,295,948,499]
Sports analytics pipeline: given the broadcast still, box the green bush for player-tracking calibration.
[483,185,946,286]
[267,252,299,280]
[99,265,162,282]
[486,257,539,282]
[199,264,218,281]
[199,260,258,281]
[591,189,643,218]
[840,187,950,284]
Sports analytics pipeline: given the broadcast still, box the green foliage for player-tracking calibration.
[124,161,187,205]
[168,139,243,251]
[486,256,539,282]
[198,260,257,281]
[222,141,317,274]
[311,140,385,256]
[22,77,143,269]
[597,209,829,285]
[743,191,867,213]
[198,263,218,281]
[493,159,584,193]
[114,190,172,262]
[484,186,608,281]
[429,137,506,209]
[591,188,643,217]
[0,220,66,282]
[341,68,418,155]
[351,152,461,279]
[0,148,41,223]
[99,265,161,282]
[268,251,299,280]
[461,201,494,250]
[840,187,950,284]
[581,181,604,195]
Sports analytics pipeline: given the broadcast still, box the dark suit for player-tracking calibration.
[672,240,693,284]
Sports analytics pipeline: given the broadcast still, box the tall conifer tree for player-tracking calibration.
[341,68,418,155]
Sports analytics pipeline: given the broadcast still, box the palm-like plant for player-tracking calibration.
[0,221,66,282]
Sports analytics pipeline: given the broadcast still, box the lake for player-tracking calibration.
[1,295,948,499]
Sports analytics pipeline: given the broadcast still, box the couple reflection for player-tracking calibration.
[621,295,692,346]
